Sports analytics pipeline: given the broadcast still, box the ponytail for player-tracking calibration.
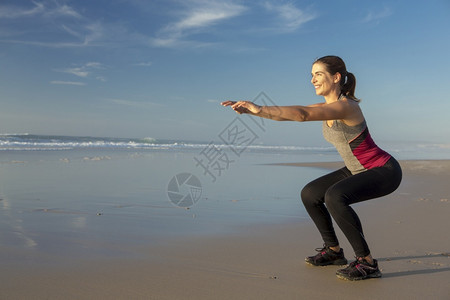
[341,72,357,100]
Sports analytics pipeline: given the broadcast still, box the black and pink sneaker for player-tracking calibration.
[305,246,348,266]
[336,258,382,281]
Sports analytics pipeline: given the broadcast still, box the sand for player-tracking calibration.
[1,160,449,299]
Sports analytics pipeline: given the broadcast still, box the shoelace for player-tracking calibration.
[353,257,376,269]
[312,246,328,256]
[342,257,361,271]
[315,246,327,252]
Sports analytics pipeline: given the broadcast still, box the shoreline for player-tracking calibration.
[1,159,449,299]
[264,159,450,171]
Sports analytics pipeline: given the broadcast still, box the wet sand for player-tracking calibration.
[0,158,449,299]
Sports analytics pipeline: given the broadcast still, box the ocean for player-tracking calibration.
[1,133,449,158]
[1,133,449,262]
[0,133,338,154]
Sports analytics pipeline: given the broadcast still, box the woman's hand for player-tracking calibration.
[221,100,262,115]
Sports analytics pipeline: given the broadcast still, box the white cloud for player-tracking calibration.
[263,1,317,32]
[133,62,153,67]
[56,62,106,82]
[63,67,89,77]
[363,6,393,23]
[82,22,104,46]
[85,62,103,69]
[107,98,163,108]
[168,2,246,32]
[150,37,214,49]
[0,2,103,48]
[50,81,86,86]
[151,1,316,48]
[96,76,107,82]
[59,23,104,47]
[0,1,81,19]
[61,24,84,39]
[48,4,81,18]
[1,1,315,54]
[0,2,44,19]
[152,0,246,48]
[0,39,96,48]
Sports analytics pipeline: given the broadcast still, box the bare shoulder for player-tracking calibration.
[336,97,361,112]
[307,102,326,107]
[341,96,361,107]
[340,96,360,104]
[339,97,364,125]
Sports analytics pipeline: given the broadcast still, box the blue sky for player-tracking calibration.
[1,0,449,147]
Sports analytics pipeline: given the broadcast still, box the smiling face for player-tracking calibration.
[311,62,341,99]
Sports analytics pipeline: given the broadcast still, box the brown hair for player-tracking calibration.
[314,56,358,100]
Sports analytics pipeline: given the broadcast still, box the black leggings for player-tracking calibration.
[301,157,402,257]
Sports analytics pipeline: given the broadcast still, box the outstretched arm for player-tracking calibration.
[220,100,291,121]
[220,100,359,122]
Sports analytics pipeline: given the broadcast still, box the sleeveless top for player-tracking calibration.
[323,119,391,174]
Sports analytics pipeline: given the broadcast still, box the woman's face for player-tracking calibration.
[311,62,339,97]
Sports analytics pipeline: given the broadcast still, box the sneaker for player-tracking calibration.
[335,260,358,275]
[336,258,382,281]
[305,246,348,266]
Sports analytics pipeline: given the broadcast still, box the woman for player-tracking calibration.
[221,55,402,281]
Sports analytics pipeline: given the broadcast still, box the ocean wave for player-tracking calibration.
[4,134,448,159]
[0,134,336,154]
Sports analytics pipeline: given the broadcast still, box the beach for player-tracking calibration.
[0,150,449,299]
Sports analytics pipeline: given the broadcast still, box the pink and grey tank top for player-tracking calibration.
[323,119,391,174]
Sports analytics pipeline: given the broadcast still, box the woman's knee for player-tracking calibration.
[324,187,347,214]
[301,183,322,207]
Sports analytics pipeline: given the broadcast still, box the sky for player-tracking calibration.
[1,0,449,147]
